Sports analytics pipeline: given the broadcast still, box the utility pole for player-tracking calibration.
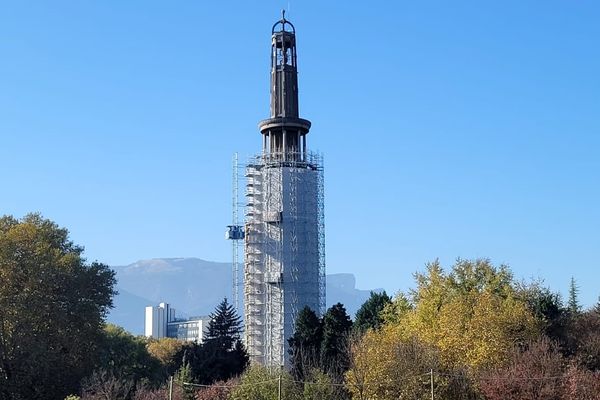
[278,373,282,400]
[430,369,434,400]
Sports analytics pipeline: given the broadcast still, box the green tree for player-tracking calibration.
[175,362,195,400]
[302,369,335,400]
[288,306,323,382]
[353,291,391,334]
[205,298,243,350]
[568,276,582,315]
[0,214,116,400]
[94,324,162,385]
[174,299,248,385]
[518,281,568,347]
[320,303,352,398]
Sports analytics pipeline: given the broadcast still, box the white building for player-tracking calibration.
[145,302,175,338]
[145,302,209,342]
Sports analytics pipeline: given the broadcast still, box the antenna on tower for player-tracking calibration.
[225,152,244,311]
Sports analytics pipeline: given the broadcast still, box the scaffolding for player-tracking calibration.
[244,152,324,368]
[226,153,244,312]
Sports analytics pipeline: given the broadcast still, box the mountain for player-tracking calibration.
[108,258,381,334]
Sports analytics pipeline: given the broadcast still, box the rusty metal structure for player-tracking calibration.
[243,11,325,368]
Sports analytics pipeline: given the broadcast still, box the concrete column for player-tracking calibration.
[302,134,307,161]
[282,129,286,161]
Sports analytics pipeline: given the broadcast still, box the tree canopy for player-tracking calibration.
[288,306,322,382]
[383,259,540,369]
[0,214,116,400]
[353,291,391,334]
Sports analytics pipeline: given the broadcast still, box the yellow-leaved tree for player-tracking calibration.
[346,259,541,399]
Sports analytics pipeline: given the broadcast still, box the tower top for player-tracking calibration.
[258,12,311,160]
[272,10,295,34]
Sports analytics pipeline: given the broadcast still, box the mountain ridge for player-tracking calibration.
[107,257,382,334]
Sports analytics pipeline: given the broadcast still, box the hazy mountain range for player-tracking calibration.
[107,258,382,334]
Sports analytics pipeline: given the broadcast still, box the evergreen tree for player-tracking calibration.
[288,306,323,381]
[175,298,248,385]
[568,276,582,315]
[175,361,195,400]
[519,283,568,347]
[353,291,392,334]
[321,303,353,379]
[205,298,243,349]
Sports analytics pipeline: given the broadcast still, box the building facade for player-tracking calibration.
[244,12,325,367]
[145,302,209,342]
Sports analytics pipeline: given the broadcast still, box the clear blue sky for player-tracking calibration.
[1,1,599,307]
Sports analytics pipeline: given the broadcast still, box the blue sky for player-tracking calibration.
[1,1,599,307]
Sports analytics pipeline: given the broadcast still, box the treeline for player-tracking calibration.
[2,214,599,399]
[0,214,250,400]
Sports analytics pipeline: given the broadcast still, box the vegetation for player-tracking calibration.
[173,298,248,386]
[0,214,116,400]
[2,213,600,399]
[352,291,391,334]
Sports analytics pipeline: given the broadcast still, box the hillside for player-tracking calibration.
[108,258,381,334]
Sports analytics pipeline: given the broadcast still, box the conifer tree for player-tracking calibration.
[175,298,248,385]
[205,298,243,350]
[288,306,323,381]
[353,291,392,334]
[568,276,582,315]
[321,303,353,377]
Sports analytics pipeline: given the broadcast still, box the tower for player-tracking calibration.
[244,12,325,367]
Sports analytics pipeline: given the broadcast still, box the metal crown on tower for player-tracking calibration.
[258,10,311,162]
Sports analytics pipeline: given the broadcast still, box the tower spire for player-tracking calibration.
[258,14,311,161]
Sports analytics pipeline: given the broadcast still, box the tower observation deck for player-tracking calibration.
[244,11,325,368]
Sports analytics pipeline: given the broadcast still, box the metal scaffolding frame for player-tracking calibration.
[226,153,245,313]
[244,152,324,368]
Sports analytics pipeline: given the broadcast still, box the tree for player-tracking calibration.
[0,214,116,400]
[346,329,477,400]
[80,369,134,400]
[518,281,569,348]
[353,291,391,334]
[320,303,352,399]
[288,306,323,382]
[302,369,335,400]
[478,337,565,400]
[94,324,162,386]
[571,309,600,371]
[384,259,540,369]
[563,363,600,400]
[146,337,184,377]
[174,299,248,385]
[175,362,194,400]
[229,365,301,400]
[568,277,581,315]
[205,298,243,350]
[194,379,236,400]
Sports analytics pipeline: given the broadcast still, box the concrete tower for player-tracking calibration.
[244,12,325,368]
